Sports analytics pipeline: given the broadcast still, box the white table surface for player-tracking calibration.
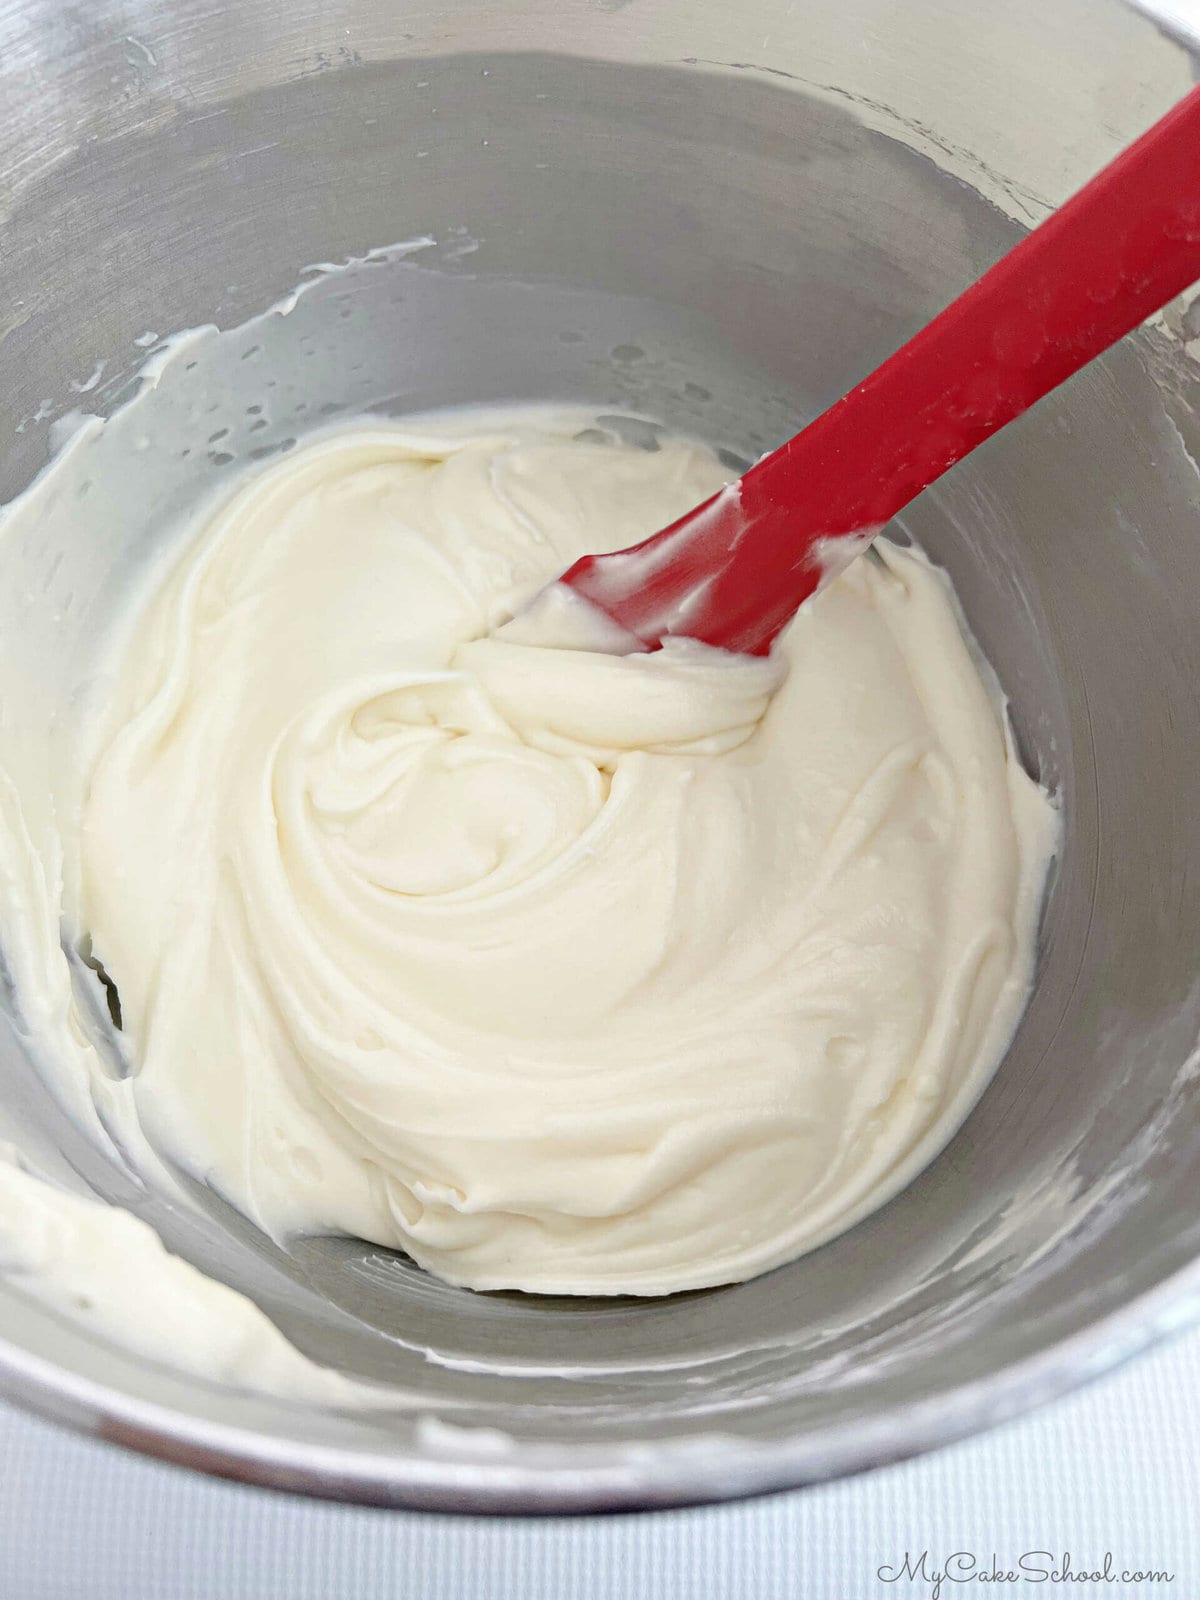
[0,1321,1196,1600]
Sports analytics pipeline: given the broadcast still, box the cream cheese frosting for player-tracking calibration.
[0,1147,367,1403]
[68,414,1056,1296]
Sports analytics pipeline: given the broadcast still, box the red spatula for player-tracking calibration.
[550,85,1200,657]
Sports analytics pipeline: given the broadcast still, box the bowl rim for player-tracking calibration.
[1,1248,1199,1513]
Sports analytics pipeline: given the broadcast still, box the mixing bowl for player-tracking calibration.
[2,0,1200,1514]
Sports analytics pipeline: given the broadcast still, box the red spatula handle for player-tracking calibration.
[562,84,1200,654]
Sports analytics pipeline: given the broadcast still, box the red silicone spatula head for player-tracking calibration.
[553,84,1200,657]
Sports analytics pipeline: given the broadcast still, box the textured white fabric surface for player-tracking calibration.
[0,1325,1196,1600]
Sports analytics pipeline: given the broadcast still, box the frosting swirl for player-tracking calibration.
[77,417,1055,1293]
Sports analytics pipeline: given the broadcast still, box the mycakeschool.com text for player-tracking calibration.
[876,1550,1174,1600]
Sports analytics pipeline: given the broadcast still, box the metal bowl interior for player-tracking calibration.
[1,0,1200,1512]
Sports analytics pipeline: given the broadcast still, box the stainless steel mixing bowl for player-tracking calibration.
[2,0,1200,1513]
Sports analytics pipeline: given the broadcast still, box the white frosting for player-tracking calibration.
[0,1148,365,1403]
[64,416,1055,1297]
